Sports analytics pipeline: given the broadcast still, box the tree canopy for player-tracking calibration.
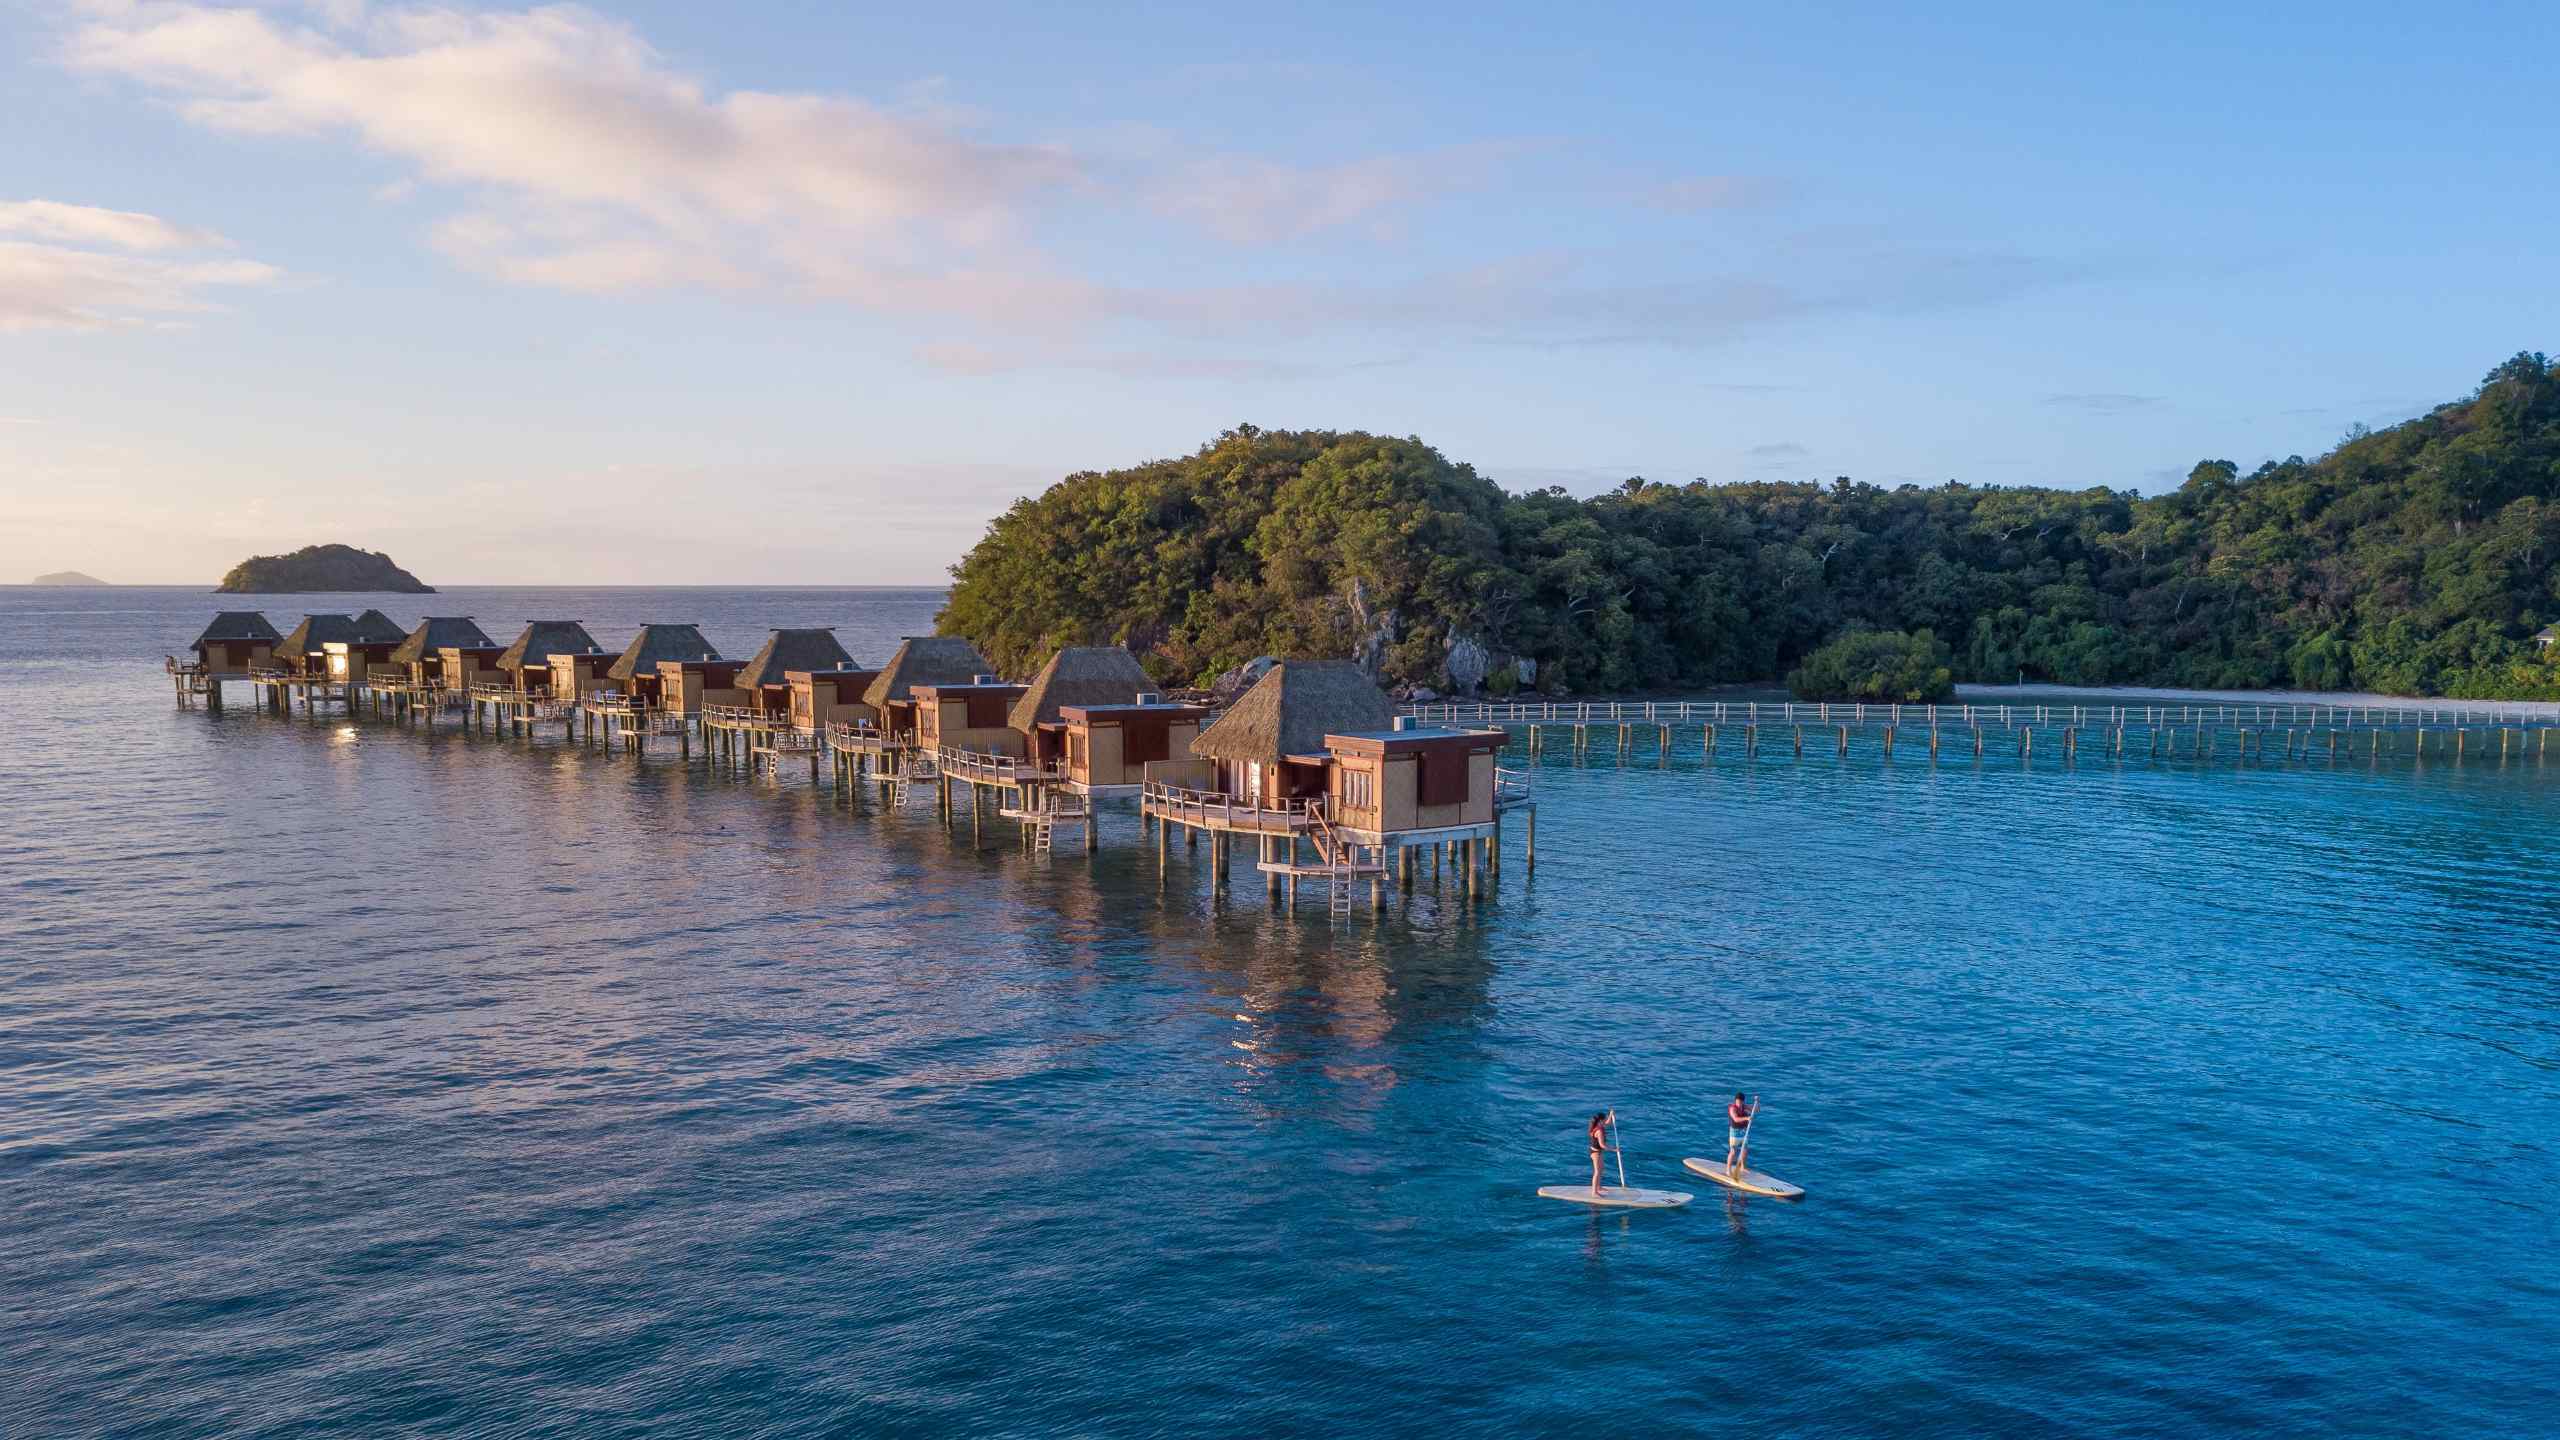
[939,354,2560,699]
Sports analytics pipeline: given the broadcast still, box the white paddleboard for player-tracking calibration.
[1536,1184,1693,1208]
[1682,1157,1805,1199]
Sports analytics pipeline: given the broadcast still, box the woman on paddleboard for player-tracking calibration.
[1588,1112,1617,1194]
[1726,1093,1757,1175]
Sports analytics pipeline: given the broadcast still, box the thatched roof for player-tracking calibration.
[192,610,281,648]
[1008,646,1154,733]
[861,636,993,709]
[609,623,719,683]
[389,616,496,664]
[736,628,853,690]
[272,613,359,660]
[496,620,603,672]
[350,609,408,644]
[1191,661,1392,764]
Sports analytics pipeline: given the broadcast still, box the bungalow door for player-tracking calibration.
[1243,760,1263,803]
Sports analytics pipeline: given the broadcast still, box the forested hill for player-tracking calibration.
[939,352,2560,700]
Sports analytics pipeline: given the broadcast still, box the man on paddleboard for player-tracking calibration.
[1725,1093,1758,1175]
[1588,1112,1617,1194]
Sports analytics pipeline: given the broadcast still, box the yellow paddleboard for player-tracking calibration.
[1682,1157,1805,1199]
[1536,1184,1692,1208]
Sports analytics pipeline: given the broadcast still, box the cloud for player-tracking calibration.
[0,199,277,331]
[64,2,1078,295]
[1746,441,1808,458]
[0,199,226,251]
[1150,144,1526,245]
[56,4,2078,365]
[2042,391,2163,414]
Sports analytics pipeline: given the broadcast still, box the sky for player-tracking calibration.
[3,0,2555,585]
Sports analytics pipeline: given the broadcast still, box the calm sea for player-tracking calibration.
[4,586,2555,1438]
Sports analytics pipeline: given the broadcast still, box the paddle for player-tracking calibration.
[1608,1108,1628,1188]
[1732,1095,1760,1176]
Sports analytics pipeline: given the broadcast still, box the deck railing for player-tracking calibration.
[704,703,785,725]
[1399,698,2560,729]
[937,746,1058,784]
[1141,781,1322,832]
[1494,767,1534,805]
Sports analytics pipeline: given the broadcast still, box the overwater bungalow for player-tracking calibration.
[734,628,855,721]
[492,621,606,696]
[858,637,996,742]
[607,624,720,707]
[387,616,497,688]
[271,610,407,677]
[174,610,283,709]
[187,610,281,676]
[1003,645,1208,793]
[1143,660,1529,904]
[1177,660,1392,808]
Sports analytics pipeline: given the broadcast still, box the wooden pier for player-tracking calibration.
[1398,698,2560,765]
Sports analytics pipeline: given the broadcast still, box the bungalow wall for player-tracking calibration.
[916,685,1027,756]
[1221,758,1328,806]
[788,670,880,732]
[199,638,274,673]
[656,660,747,714]
[1325,737,1498,835]
[545,653,613,699]
[322,641,398,684]
[437,646,505,691]
[1061,707,1207,790]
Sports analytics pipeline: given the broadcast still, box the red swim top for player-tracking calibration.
[1728,1099,1751,1125]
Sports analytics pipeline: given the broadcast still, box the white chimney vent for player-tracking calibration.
[1135,691,1161,705]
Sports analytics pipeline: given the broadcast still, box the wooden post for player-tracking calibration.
[1524,809,1537,871]
[1792,725,1804,757]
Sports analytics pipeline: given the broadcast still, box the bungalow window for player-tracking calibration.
[1342,767,1375,811]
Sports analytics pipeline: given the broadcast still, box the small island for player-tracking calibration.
[30,570,110,586]
[215,544,434,594]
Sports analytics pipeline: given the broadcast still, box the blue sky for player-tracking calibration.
[3,0,2554,584]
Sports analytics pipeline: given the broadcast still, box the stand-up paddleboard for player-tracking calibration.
[1537,1184,1693,1208]
[1682,1157,1804,1199]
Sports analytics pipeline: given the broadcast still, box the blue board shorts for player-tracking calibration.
[1728,1127,1748,1146]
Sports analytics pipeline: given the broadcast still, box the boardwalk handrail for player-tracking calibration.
[1494,766,1534,804]
[1396,697,2560,729]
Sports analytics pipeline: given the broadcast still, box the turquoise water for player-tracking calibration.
[4,587,2556,1437]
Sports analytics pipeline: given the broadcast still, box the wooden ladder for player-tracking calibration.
[1310,805,1357,916]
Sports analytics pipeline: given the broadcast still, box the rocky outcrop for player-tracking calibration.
[215,545,433,594]
[1210,655,1277,704]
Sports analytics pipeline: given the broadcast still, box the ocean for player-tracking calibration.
[4,585,2555,1437]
